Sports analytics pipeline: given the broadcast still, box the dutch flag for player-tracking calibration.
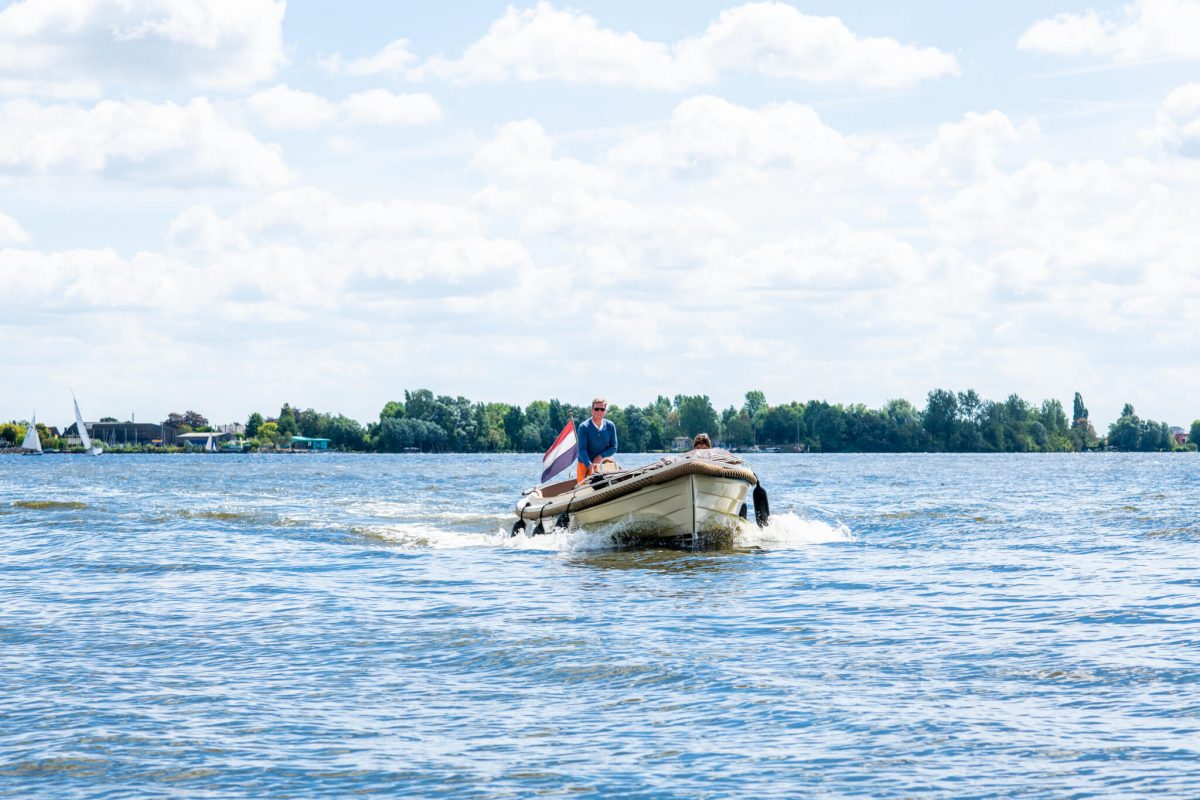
[541,419,578,483]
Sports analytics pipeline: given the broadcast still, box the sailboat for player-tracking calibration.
[21,413,42,455]
[72,392,103,457]
[205,433,216,453]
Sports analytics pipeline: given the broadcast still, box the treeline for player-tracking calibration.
[6,389,1195,454]
[230,389,1200,454]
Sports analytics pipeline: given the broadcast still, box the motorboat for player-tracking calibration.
[512,449,769,548]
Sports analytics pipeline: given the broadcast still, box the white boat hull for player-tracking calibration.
[570,473,751,547]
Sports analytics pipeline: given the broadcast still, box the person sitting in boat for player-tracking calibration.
[577,397,618,484]
[686,432,730,460]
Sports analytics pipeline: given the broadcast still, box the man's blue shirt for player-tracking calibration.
[577,418,617,465]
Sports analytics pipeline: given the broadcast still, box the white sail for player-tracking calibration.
[74,396,92,449]
[205,433,216,452]
[73,393,103,455]
[21,414,42,452]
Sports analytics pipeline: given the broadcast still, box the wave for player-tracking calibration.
[12,500,88,511]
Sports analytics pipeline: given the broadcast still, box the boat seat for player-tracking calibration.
[540,479,578,498]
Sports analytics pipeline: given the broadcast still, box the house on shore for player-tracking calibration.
[289,436,331,451]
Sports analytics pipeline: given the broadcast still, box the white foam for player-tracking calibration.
[737,512,853,548]
[355,523,501,550]
[358,513,852,552]
[495,523,627,553]
[495,512,852,552]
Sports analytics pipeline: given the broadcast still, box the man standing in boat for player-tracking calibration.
[577,397,617,484]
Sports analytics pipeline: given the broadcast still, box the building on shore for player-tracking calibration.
[175,431,238,449]
[63,421,178,447]
[289,436,331,451]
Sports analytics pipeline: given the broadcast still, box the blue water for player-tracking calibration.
[2,453,1198,798]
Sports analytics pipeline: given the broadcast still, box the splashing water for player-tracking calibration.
[740,511,853,548]
[490,512,851,553]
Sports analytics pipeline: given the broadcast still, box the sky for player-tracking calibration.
[3,0,1200,430]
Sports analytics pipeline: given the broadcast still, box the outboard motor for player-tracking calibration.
[752,483,770,528]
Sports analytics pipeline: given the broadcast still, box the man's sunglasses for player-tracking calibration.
[593,407,606,411]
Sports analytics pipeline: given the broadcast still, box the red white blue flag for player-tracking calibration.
[542,419,577,482]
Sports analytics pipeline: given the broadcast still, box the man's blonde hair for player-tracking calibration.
[591,397,607,408]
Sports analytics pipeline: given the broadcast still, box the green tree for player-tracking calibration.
[955,390,984,450]
[1190,420,1200,447]
[1070,392,1098,450]
[884,399,926,451]
[246,412,264,437]
[379,401,405,423]
[723,411,755,448]
[923,389,959,451]
[1108,405,1141,451]
[1073,392,1089,422]
[760,403,804,446]
[743,390,767,418]
[0,422,23,446]
[257,421,280,446]
[325,415,366,450]
[520,424,543,451]
[806,401,846,451]
[278,404,298,436]
[1038,399,1069,436]
[677,395,719,438]
[623,405,649,451]
[404,389,436,421]
[502,405,524,450]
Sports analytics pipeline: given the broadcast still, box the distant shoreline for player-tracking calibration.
[3,448,1195,457]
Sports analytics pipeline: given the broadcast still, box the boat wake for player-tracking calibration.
[738,512,853,548]
[495,511,851,553]
[351,512,851,552]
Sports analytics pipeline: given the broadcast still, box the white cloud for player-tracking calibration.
[608,95,854,174]
[0,209,29,244]
[359,1,956,89]
[1018,0,1200,62]
[416,2,680,87]
[674,2,959,88]
[1142,82,1200,154]
[736,224,931,291]
[246,85,442,130]
[8,62,1200,426]
[606,97,1034,197]
[321,38,418,76]
[246,84,337,130]
[0,97,291,187]
[0,0,286,96]
[341,90,442,126]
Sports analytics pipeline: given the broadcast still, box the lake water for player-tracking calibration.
[2,453,1198,798]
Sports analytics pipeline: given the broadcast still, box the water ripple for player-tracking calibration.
[1,453,1199,798]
